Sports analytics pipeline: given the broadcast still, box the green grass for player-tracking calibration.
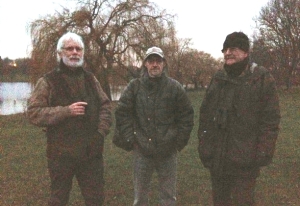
[0,89,299,205]
[0,73,30,82]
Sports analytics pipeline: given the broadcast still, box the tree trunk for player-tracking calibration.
[100,73,112,101]
[285,67,294,90]
[103,79,112,101]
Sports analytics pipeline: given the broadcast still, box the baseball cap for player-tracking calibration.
[144,46,164,60]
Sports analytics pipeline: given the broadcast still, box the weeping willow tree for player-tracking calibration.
[29,0,176,99]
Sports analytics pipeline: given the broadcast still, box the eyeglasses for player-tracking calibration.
[62,46,83,52]
[221,47,239,53]
[147,58,163,64]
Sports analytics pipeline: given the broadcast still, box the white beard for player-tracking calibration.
[62,56,84,68]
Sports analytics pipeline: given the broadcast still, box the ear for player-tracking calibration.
[58,51,63,58]
[143,60,148,67]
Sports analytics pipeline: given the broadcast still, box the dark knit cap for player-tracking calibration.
[222,32,250,52]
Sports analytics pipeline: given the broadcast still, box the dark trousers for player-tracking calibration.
[47,154,104,206]
[210,170,258,206]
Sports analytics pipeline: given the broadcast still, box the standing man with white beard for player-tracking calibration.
[27,32,112,206]
[197,32,280,206]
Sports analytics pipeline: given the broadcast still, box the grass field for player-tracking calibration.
[0,89,299,205]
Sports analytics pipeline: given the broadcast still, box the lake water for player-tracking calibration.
[0,82,123,116]
[0,82,32,115]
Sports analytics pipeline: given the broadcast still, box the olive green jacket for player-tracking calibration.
[198,63,280,175]
[115,73,194,157]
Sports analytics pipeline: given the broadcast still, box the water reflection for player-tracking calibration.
[0,82,124,116]
[0,82,32,115]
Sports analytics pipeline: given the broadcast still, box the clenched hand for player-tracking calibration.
[69,102,88,116]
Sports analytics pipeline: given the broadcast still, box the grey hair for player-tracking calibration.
[56,32,85,62]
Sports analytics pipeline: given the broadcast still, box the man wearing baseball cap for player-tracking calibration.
[197,32,281,205]
[114,46,194,205]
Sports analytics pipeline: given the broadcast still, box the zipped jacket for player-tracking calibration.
[115,73,194,157]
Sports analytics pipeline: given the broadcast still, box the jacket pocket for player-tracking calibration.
[226,135,257,167]
[112,127,135,152]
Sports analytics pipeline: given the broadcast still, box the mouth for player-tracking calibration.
[151,69,159,73]
[70,57,80,61]
[225,56,235,60]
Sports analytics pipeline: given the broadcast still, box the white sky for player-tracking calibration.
[0,0,270,60]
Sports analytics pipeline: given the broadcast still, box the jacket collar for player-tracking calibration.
[215,62,259,84]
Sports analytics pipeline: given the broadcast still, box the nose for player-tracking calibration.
[223,48,230,54]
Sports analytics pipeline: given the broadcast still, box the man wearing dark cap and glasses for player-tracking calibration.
[197,32,281,205]
[114,46,194,205]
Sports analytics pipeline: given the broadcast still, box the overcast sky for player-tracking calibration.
[0,0,270,60]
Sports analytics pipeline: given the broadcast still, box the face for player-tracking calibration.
[223,47,248,65]
[59,39,84,68]
[144,55,164,77]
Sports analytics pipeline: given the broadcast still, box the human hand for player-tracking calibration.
[69,102,88,116]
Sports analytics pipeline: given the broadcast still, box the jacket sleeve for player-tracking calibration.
[174,85,194,151]
[114,80,137,142]
[256,71,281,166]
[27,77,71,127]
[93,76,112,137]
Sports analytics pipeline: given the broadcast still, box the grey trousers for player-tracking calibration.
[133,149,177,206]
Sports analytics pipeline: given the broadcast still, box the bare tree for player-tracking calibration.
[182,50,220,89]
[254,0,300,89]
[251,37,285,86]
[29,0,175,99]
[166,37,192,83]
